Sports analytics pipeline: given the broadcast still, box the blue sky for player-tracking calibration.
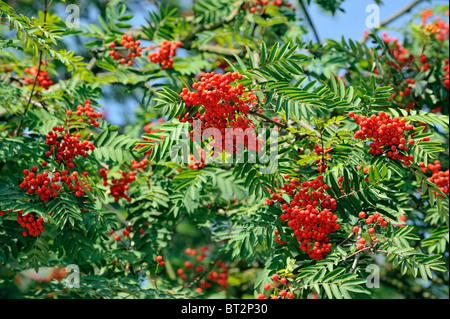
[306,0,421,42]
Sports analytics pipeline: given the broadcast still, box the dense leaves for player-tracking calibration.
[0,0,448,300]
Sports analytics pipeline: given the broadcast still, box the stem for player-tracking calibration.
[359,0,424,44]
[15,0,49,136]
[297,0,321,43]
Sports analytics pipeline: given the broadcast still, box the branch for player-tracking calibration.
[297,0,321,43]
[15,0,48,136]
[359,0,425,44]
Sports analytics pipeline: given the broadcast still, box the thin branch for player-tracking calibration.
[359,0,425,44]
[15,0,48,136]
[297,0,321,43]
[338,231,355,246]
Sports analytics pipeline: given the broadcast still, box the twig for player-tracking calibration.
[338,232,355,246]
[359,0,425,44]
[15,0,48,136]
[297,0,321,43]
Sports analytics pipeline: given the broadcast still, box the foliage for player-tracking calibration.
[0,0,448,300]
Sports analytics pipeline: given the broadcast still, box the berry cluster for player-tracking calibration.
[419,160,449,196]
[24,67,53,90]
[131,158,149,170]
[100,169,136,203]
[380,34,413,71]
[66,99,102,127]
[353,211,386,249]
[64,171,92,198]
[108,34,143,66]
[314,144,332,173]
[16,210,45,237]
[148,40,182,70]
[45,129,95,168]
[177,246,228,294]
[376,34,422,112]
[20,167,60,202]
[257,273,294,299]
[20,99,99,204]
[266,174,340,260]
[179,72,259,154]
[349,111,415,166]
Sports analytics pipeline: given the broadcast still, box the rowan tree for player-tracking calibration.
[0,0,448,300]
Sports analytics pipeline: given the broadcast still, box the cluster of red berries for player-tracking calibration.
[376,34,423,112]
[64,171,92,197]
[20,165,92,202]
[24,67,53,90]
[353,211,386,249]
[180,72,260,154]
[148,40,182,70]
[177,246,228,294]
[66,99,102,127]
[100,169,136,203]
[45,128,95,168]
[20,166,60,202]
[258,273,294,299]
[266,174,340,260]
[0,209,47,237]
[380,34,413,71]
[314,144,332,173]
[131,158,149,170]
[17,100,98,232]
[375,34,419,112]
[108,34,143,66]
[16,210,46,237]
[419,160,449,196]
[419,53,430,72]
[349,111,416,166]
